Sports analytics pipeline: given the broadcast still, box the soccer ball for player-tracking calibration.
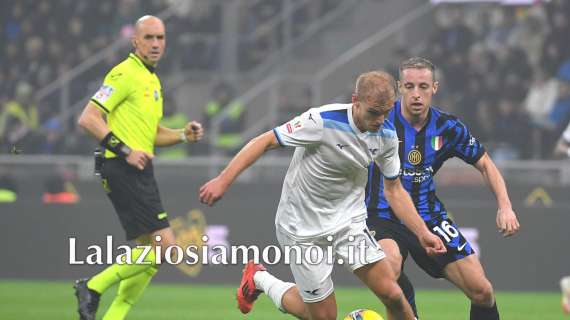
[343,308,385,320]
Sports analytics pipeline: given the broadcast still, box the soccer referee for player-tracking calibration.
[74,15,204,320]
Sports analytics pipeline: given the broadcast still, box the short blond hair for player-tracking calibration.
[355,71,397,105]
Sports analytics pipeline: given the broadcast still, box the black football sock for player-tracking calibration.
[470,301,499,320]
[398,272,419,319]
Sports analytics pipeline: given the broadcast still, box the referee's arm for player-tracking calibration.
[78,101,152,170]
[155,121,204,147]
[77,101,111,140]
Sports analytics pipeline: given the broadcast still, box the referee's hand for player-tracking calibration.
[126,150,153,170]
[184,121,204,142]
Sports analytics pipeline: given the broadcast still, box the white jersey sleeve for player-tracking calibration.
[273,109,323,147]
[377,136,400,180]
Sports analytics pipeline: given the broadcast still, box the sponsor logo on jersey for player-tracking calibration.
[400,166,434,177]
[408,149,422,165]
[400,166,433,184]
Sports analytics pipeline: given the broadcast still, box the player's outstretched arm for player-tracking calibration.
[474,152,520,237]
[155,121,204,147]
[383,177,447,256]
[199,130,280,206]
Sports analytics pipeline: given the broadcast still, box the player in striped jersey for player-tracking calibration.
[366,57,520,320]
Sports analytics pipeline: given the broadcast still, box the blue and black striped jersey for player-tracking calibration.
[366,100,485,222]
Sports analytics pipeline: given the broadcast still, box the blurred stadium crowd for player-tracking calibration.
[420,1,570,160]
[0,0,342,156]
[1,0,569,160]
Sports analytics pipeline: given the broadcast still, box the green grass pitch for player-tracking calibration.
[0,280,565,319]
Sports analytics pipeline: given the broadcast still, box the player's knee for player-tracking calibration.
[387,258,402,278]
[469,280,495,306]
[378,284,405,310]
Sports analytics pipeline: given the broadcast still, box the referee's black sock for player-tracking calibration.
[470,301,499,320]
[397,272,419,319]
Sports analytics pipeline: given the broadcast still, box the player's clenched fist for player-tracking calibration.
[199,176,229,206]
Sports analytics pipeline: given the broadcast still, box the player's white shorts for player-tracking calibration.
[276,220,385,303]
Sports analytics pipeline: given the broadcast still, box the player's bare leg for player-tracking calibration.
[303,293,337,320]
[378,239,404,278]
[379,239,419,319]
[281,286,311,319]
[444,255,498,319]
[354,259,415,320]
[444,255,494,306]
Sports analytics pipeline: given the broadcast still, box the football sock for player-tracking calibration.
[102,266,158,320]
[398,272,419,319]
[470,301,499,320]
[88,248,157,294]
[254,271,296,311]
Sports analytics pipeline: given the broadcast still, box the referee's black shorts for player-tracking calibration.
[101,158,169,240]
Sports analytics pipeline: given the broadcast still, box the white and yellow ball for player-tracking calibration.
[343,308,384,320]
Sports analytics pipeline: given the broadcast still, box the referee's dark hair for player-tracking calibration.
[399,57,436,81]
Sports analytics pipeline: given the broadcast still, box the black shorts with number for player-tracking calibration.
[100,158,169,240]
[367,215,474,278]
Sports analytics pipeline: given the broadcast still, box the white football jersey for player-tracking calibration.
[273,103,400,239]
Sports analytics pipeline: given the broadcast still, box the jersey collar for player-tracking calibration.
[129,53,156,74]
[396,99,432,133]
[347,103,363,135]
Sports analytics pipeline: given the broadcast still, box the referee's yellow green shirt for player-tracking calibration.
[91,53,163,158]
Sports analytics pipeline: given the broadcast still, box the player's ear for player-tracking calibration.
[351,93,357,104]
[397,81,402,94]
[131,37,138,50]
[432,81,439,95]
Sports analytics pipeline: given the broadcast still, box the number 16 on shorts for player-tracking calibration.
[430,218,471,254]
